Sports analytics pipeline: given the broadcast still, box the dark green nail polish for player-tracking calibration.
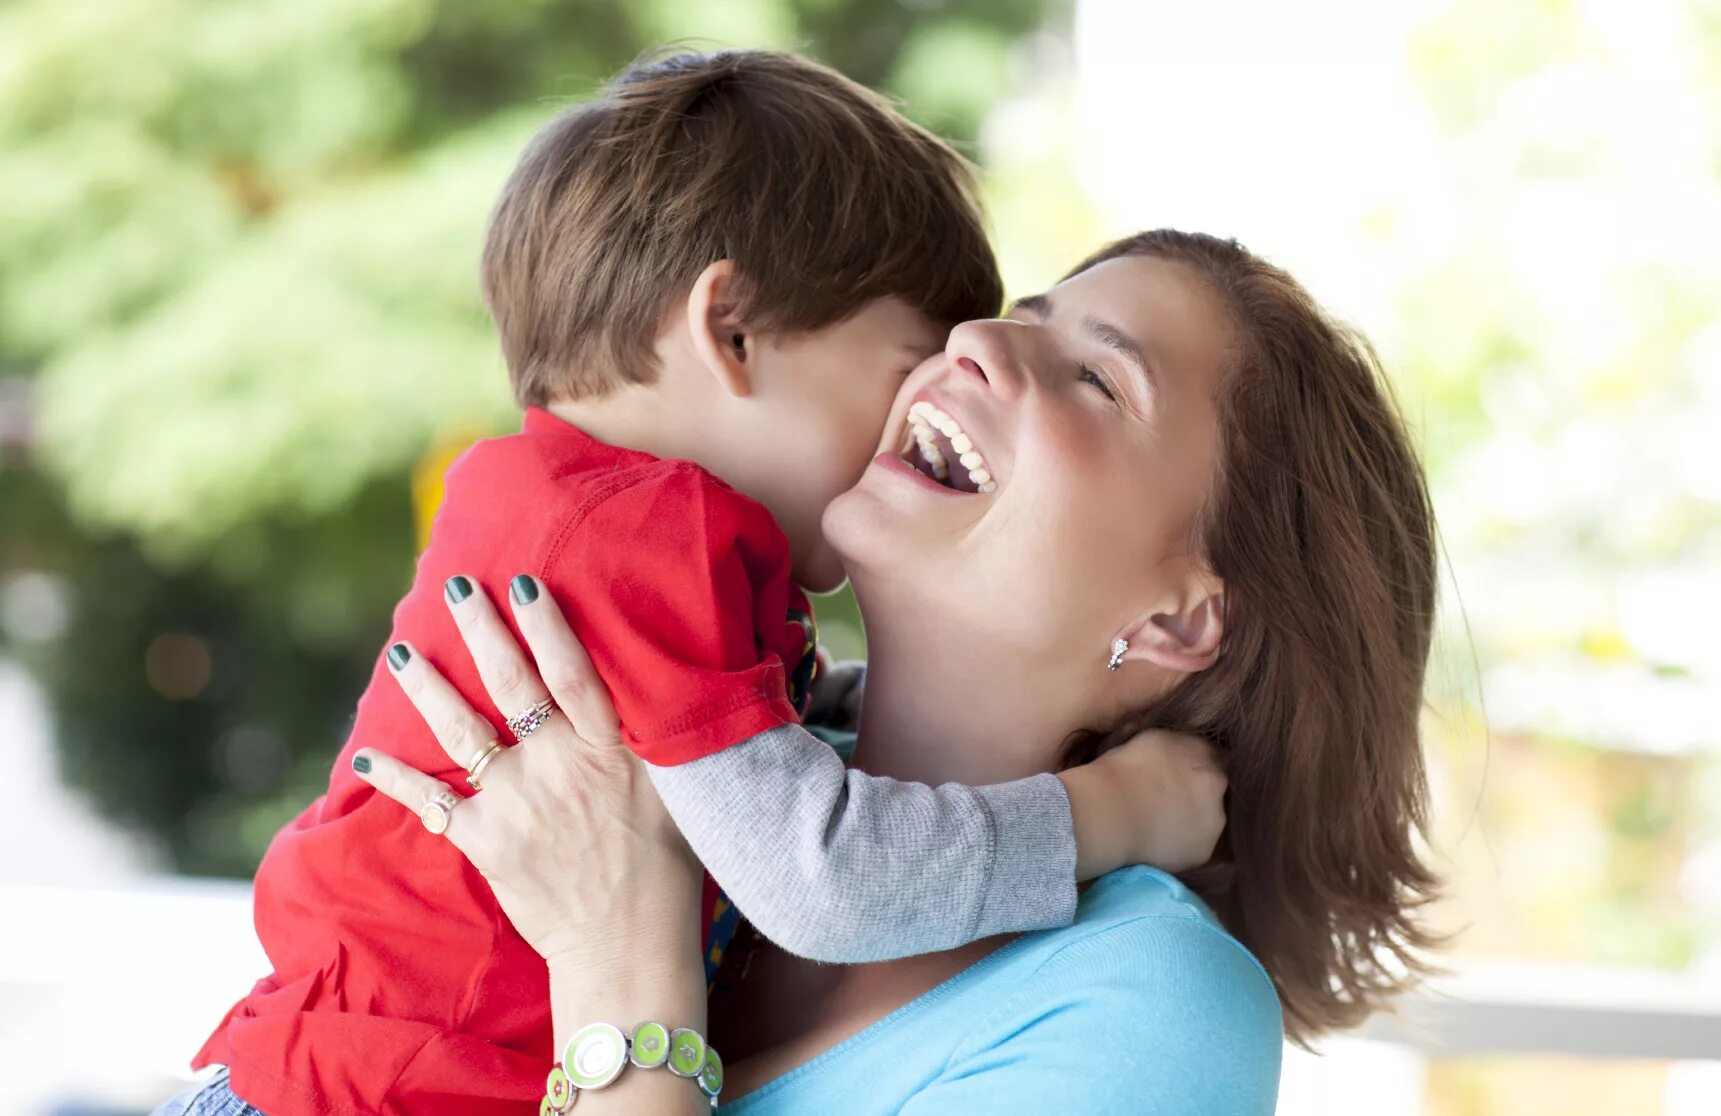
[444,575,473,604]
[387,643,411,670]
[352,754,372,774]
[510,575,538,605]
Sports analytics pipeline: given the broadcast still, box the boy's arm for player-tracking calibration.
[649,724,1228,964]
[647,725,1076,963]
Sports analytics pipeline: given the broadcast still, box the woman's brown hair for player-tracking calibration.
[1063,231,1441,1044]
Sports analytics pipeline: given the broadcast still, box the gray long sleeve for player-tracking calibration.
[647,724,1078,963]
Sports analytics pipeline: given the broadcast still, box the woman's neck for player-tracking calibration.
[714,589,1092,1094]
[848,606,1078,786]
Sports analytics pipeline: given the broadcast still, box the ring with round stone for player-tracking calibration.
[507,697,557,742]
[419,787,460,836]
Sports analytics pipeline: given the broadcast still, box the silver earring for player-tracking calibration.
[1107,637,1128,672]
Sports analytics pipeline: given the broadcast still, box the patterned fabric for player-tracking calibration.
[153,1068,265,1116]
[705,887,743,986]
[782,607,819,715]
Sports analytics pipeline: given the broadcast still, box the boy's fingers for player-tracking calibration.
[442,575,553,739]
[507,575,621,745]
[350,749,472,848]
[386,641,502,774]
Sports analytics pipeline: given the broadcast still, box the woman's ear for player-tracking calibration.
[1114,577,1225,675]
[685,259,753,398]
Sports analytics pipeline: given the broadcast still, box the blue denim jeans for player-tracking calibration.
[152,1068,265,1116]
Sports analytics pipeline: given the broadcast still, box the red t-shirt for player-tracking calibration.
[194,409,815,1115]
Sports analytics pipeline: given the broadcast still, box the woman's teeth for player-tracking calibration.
[906,401,996,493]
[908,417,948,481]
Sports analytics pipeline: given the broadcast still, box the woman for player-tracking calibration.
[175,230,1438,1114]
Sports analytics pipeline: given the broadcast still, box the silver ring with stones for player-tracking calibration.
[507,697,557,742]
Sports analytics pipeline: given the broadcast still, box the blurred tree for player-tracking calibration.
[0,0,1062,874]
[1394,0,1721,977]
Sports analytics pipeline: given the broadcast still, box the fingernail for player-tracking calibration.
[387,643,411,671]
[510,574,538,605]
[352,753,372,775]
[444,575,473,604]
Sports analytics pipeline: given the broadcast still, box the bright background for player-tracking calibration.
[2,1,1717,1113]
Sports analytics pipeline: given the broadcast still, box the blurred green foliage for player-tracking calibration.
[0,0,1058,874]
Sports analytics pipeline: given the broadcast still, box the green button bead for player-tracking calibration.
[667,1027,707,1078]
[631,1021,671,1069]
[564,1021,628,1090]
[699,1048,725,1097]
[544,1065,575,1111]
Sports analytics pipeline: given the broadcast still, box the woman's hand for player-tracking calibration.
[350,574,703,972]
[353,574,711,1112]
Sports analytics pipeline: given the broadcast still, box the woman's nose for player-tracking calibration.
[946,320,1028,401]
[953,356,988,385]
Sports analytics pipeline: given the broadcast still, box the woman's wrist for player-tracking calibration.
[547,946,707,1049]
[544,949,711,1114]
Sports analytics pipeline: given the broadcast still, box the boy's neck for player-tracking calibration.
[545,384,717,477]
[544,377,830,590]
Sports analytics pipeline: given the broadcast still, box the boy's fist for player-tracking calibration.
[1092,730,1227,873]
[1059,729,1227,880]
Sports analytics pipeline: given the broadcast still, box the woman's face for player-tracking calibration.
[826,253,1235,730]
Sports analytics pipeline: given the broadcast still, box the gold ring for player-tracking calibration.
[420,788,460,836]
[465,740,504,791]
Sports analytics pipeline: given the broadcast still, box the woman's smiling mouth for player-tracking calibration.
[901,400,995,493]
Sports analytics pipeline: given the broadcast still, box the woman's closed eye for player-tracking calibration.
[1079,363,1119,404]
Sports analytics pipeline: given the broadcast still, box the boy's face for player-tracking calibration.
[746,297,947,592]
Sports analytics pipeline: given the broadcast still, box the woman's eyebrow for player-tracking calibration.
[1010,292,1155,394]
[1083,316,1156,392]
[1008,293,1052,317]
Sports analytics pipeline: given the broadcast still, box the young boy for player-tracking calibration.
[190,51,1220,1116]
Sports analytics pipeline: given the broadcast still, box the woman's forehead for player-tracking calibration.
[1050,255,1234,390]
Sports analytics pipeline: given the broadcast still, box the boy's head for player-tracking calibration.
[481,49,1003,590]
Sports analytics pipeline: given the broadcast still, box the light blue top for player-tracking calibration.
[719,865,1283,1116]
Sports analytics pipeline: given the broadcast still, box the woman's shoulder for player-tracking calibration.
[966,864,1284,1055]
[900,866,1283,1114]
[719,866,1282,1116]
[1071,861,1235,928]
[1010,863,1278,1008]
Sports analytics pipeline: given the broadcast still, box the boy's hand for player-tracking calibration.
[1059,729,1227,880]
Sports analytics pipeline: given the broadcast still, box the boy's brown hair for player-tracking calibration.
[482,49,1004,406]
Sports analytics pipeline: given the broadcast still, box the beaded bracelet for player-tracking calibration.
[541,1021,724,1112]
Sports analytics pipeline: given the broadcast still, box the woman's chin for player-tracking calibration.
[822,471,904,575]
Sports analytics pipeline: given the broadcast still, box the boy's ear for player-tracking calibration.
[686,259,753,398]
[1114,573,1225,676]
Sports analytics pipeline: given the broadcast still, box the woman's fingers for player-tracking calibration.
[507,574,621,744]
[350,748,471,846]
[443,575,554,738]
[386,640,501,772]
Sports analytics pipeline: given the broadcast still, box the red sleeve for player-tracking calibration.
[542,463,800,766]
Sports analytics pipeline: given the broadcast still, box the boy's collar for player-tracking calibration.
[521,406,670,473]
[522,406,582,437]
